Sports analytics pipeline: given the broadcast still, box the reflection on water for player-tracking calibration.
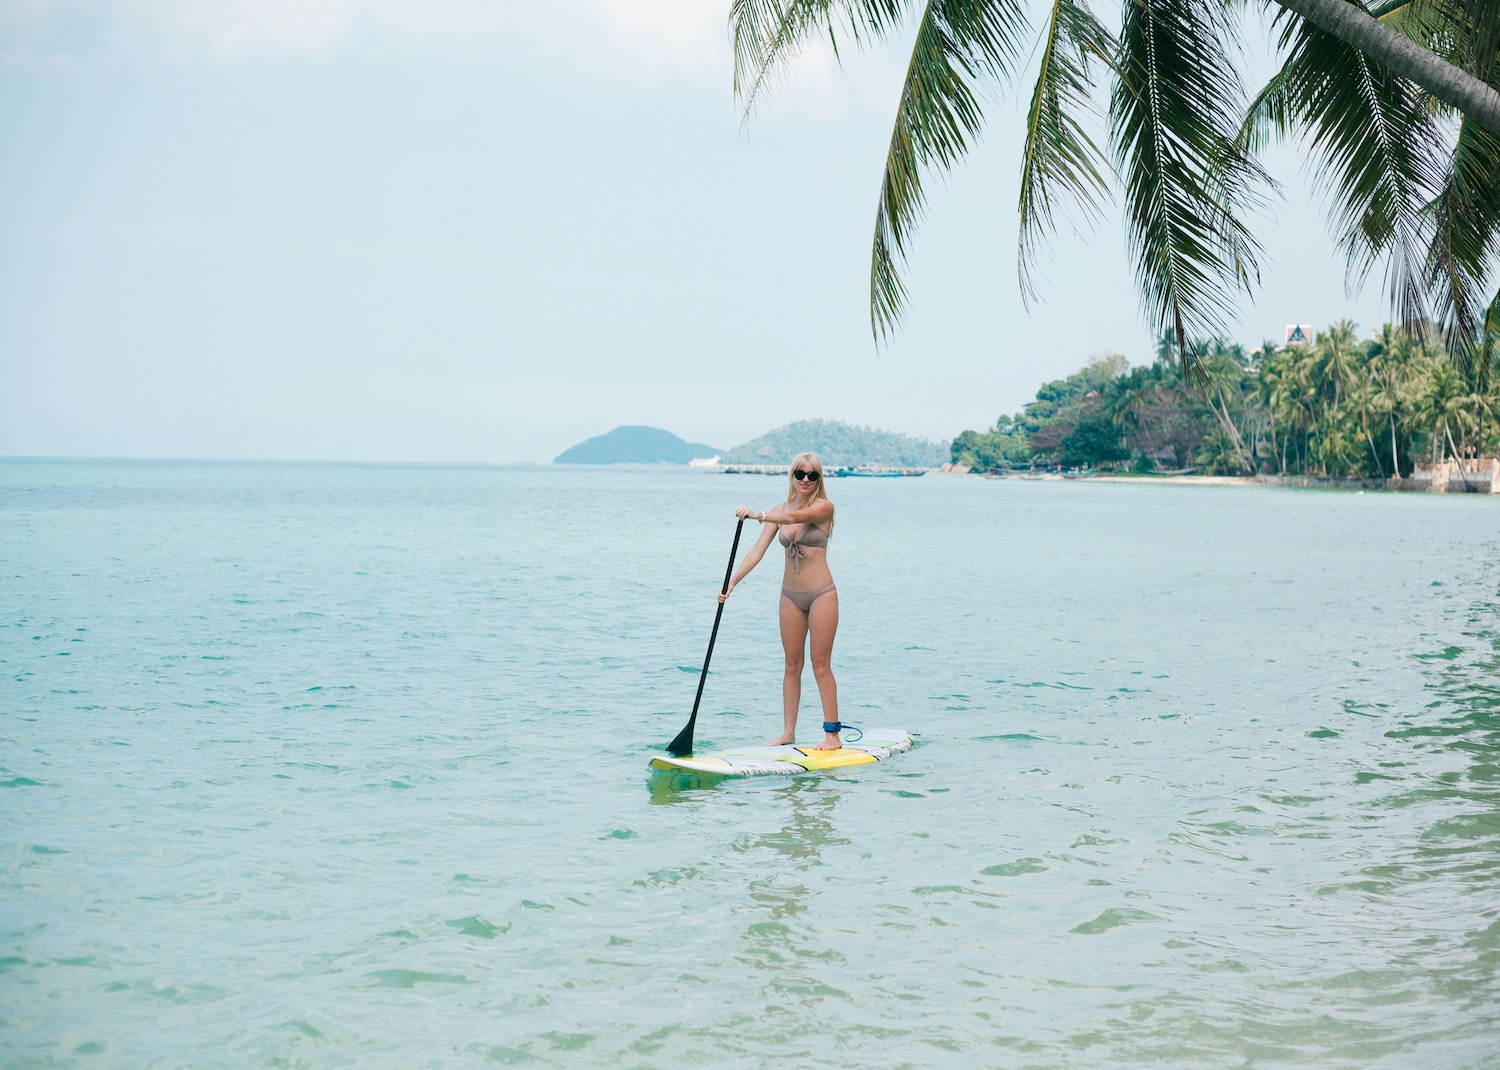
[738,778,846,908]
[645,770,734,806]
[731,780,851,1013]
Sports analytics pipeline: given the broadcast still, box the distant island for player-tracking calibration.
[554,425,721,465]
[721,419,949,468]
[555,418,949,468]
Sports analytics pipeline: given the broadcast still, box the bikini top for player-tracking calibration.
[778,523,829,573]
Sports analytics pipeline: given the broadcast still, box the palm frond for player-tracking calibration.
[1372,0,1440,38]
[1111,0,1268,371]
[1252,1,1499,350]
[1380,0,1500,361]
[869,0,1032,338]
[1427,118,1500,364]
[1017,0,1117,308]
[1239,63,1293,153]
[1268,7,1448,328]
[1479,286,1500,386]
[730,0,909,118]
[1377,0,1500,88]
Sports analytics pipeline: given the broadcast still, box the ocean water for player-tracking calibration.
[4,459,1499,1069]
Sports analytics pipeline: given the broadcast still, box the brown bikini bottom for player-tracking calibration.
[781,583,836,614]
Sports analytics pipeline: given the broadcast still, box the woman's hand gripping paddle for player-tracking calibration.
[665,518,745,757]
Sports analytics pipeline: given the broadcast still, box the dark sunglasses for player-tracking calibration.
[793,469,821,482]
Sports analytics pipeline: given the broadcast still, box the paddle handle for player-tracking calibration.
[666,517,745,756]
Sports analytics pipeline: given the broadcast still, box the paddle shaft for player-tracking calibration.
[666,517,745,756]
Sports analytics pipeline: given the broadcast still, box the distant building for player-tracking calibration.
[1285,324,1313,347]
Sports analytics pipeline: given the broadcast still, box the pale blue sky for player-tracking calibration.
[1,1,1388,463]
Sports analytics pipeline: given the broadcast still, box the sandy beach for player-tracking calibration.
[1085,474,1260,485]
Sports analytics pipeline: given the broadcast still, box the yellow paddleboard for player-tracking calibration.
[648,728,912,778]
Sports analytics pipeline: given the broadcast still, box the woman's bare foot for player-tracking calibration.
[814,732,842,751]
[766,732,796,746]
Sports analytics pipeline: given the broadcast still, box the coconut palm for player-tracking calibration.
[730,0,1500,365]
[1418,359,1467,462]
[1347,379,1387,476]
[1272,343,1320,471]
[1195,339,1256,471]
[1367,352,1410,476]
[1254,343,1295,472]
[1195,426,1243,474]
[1311,320,1360,412]
[1312,409,1361,476]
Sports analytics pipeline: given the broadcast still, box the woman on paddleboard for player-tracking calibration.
[718,452,842,751]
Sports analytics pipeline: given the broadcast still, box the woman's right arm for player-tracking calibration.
[718,514,778,602]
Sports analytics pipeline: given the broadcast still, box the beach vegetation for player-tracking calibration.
[952,322,1500,477]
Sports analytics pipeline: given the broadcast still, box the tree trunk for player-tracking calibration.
[1445,422,1478,488]
[1446,422,1466,472]
[1273,0,1500,138]
[1363,424,1384,478]
[1207,386,1255,473]
[1389,412,1400,478]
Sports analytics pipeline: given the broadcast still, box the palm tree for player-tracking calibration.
[1254,352,1286,473]
[1348,380,1387,476]
[730,0,1500,365]
[1195,340,1256,472]
[1419,360,1466,463]
[1313,410,1360,476]
[1311,320,1360,412]
[1195,426,1243,474]
[1273,344,1320,471]
[1367,353,1409,477]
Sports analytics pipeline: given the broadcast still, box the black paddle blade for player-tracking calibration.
[665,719,696,758]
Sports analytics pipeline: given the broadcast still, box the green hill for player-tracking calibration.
[554,425,721,464]
[721,419,947,467]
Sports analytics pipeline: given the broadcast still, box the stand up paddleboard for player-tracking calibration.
[648,727,912,778]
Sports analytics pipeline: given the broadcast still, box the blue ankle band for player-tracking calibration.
[823,721,842,733]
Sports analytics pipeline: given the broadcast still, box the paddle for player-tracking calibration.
[665,517,745,757]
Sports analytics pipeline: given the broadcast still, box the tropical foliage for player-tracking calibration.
[951,323,1500,477]
[730,0,1500,368]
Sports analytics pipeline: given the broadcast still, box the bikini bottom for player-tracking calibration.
[781,582,836,615]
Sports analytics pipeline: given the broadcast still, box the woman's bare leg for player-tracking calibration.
[769,595,808,746]
[807,591,840,749]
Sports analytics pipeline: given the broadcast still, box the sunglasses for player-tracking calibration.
[792,469,821,482]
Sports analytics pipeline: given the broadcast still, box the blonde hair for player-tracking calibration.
[787,452,834,536]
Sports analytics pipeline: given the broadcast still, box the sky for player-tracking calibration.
[1,1,1393,464]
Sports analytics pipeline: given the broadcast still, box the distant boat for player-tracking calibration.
[687,456,721,468]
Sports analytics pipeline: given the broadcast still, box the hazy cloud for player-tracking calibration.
[0,1,720,74]
[0,0,902,118]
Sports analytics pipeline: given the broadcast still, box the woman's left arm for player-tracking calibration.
[766,499,833,525]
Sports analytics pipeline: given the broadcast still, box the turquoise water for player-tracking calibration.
[4,459,1500,1068]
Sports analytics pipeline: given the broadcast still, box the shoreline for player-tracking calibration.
[1084,474,1260,486]
[1030,472,1500,494]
